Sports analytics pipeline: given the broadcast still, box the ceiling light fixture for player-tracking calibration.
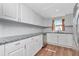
[56,9,59,12]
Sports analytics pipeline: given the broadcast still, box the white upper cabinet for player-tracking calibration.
[20,4,43,26]
[0,3,44,26]
[20,4,33,24]
[2,3,19,21]
[0,45,4,56]
[0,3,19,21]
[0,4,2,16]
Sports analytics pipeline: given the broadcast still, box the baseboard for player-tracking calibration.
[47,43,74,50]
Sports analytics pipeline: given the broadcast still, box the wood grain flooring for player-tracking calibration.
[36,44,79,56]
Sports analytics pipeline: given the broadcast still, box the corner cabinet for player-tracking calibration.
[47,33,73,48]
[0,45,4,56]
[0,3,19,21]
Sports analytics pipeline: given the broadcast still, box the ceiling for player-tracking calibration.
[25,3,75,18]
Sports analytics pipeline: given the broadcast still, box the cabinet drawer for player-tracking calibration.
[5,39,25,54]
[7,48,25,56]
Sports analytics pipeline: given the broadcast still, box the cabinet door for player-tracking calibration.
[47,33,58,45]
[0,4,2,16]
[66,34,73,47]
[5,41,22,54]
[26,37,38,56]
[36,35,43,50]
[58,34,67,47]
[58,34,73,48]
[8,48,25,56]
[0,45,4,56]
[26,35,43,56]
[33,35,42,55]
[2,3,19,21]
[26,38,34,56]
[20,4,33,24]
[5,39,26,56]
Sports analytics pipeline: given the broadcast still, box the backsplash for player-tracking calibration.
[0,21,43,37]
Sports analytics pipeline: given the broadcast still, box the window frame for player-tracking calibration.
[52,17,65,32]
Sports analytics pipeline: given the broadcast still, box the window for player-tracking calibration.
[52,17,65,32]
[54,19,62,31]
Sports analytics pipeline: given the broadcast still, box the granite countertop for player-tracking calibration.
[0,32,43,45]
[43,32,73,34]
[0,32,73,45]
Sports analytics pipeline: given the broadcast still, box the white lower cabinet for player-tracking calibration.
[0,45,4,56]
[47,33,58,45]
[7,48,25,56]
[2,34,43,56]
[32,35,43,55]
[58,34,73,48]
[26,35,43,56]
[26,38,34,56]
[47,33,73,48]
[58,34,67,46]
[5,39,26,56]
[65,34,73,47]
